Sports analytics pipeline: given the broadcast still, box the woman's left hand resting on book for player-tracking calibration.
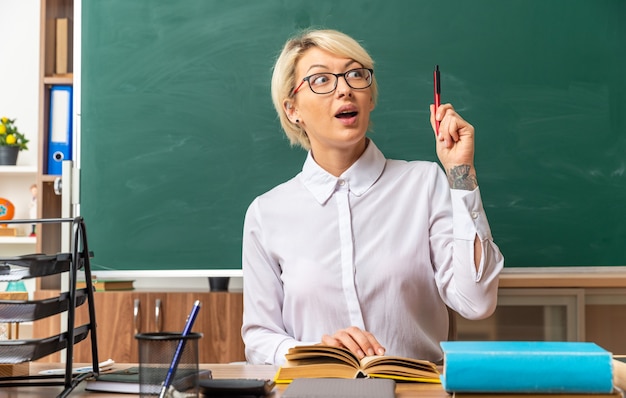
[321,326,386,359]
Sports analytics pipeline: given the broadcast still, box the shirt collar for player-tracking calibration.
[301,140,386,205]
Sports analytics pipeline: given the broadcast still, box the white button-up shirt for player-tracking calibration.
[242,141,504,365]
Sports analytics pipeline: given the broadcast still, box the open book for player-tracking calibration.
[274,345,440,384]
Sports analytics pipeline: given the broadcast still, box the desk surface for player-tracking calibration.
[1,363,449,398]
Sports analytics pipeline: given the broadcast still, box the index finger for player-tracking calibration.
[356,329,386,357]
[343,327,386,357]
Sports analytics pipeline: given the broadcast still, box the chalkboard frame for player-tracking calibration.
[79,0,626,275]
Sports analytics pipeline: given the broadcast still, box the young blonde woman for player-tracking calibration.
[241,29,504,365]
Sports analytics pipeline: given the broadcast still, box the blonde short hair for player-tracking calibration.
[271,29,378,150]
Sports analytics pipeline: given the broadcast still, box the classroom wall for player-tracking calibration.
[0,0,40,292]
[0,0,39,223]
[0,0,39,169]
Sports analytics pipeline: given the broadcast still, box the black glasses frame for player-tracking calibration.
[292,68,374,96]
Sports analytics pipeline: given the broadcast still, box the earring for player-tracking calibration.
[295,119,300,123]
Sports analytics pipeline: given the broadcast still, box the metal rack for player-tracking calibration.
[0,217,99,398]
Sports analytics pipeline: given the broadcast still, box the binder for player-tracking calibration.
[47,85,73,175]
[55,18,70,75]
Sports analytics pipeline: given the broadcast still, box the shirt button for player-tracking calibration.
[471,211,479,219]
[337,179,346,186]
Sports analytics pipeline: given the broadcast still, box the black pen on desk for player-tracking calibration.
[433,65,441,136]
[159,300,201,398]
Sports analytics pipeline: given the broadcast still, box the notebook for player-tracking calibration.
[282,378,395,398]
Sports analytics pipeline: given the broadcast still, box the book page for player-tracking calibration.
[285,345,361,368]
[361,355,440,380]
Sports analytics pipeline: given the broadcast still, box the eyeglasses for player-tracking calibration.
[292,68,374,95]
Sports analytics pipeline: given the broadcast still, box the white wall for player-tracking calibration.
[0,0,40,293]
[0,0,40,168]
[0,0,40,220]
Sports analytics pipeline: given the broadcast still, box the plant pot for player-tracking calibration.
[0,146,19,165]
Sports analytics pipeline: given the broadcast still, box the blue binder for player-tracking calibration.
[47,85,73,175]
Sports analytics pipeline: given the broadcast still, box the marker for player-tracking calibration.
[158,300,201,398]
[433,65,441,136]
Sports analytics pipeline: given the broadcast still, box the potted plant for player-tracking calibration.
[0,117,29,165]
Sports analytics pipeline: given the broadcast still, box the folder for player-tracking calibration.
[47,85,73,175]
[55,18,69,75]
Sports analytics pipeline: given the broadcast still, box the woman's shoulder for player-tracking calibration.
[244,173,308,223]
[386,158,442,175]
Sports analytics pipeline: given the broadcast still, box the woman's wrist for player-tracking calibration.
[447,164,478,190]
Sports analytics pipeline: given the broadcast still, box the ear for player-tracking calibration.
[283,100,300,123]
[369,96,375,112]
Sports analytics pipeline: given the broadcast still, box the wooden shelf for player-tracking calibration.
[0,236,37,244]
[43,74,73,85]
[0,166,38,175]
[40,174,60,183]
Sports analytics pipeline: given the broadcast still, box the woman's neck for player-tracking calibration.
[310,138,369,177]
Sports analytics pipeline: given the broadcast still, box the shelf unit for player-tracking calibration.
[0,163,37,240]
[0,217,98,398]
[0,167,37,254]
[0,2,40,244]
[35,0,74,290]
[2,0,71,259]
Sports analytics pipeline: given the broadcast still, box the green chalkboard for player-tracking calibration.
[80,0,626,272]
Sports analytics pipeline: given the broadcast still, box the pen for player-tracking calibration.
[433,65,441,136]
[158,300,201,398]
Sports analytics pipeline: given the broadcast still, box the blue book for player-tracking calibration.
[440,341,614,394]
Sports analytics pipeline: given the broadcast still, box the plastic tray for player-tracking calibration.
[0,288,89,323]
[0,324,91,364]
[0,253,75,281]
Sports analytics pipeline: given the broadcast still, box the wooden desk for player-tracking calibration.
[0,363,449,397]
